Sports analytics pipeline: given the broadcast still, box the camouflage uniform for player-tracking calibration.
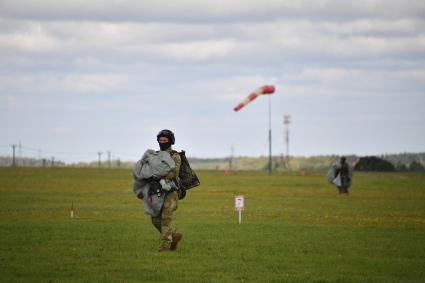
[332,157,352,194]
[337,161,351,194]
[151,148,181,250]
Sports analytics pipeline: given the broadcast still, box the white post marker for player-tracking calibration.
[70,201,74,218]
[234,195,244,224]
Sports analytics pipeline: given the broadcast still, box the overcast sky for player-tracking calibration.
[1,0,424,163]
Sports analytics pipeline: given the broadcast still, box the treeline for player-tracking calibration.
[190,153,425,172]
[355,156,425,172]
[1,152,424,172]
[379,153,425,170]
[0,156,65,167]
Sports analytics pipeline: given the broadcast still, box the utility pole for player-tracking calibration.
[11,144,16,167]
[283,115,291,169]
[97,152,102,168]
[268,95,272,173]
[107,151,111,169]
[18,142,22,164]
[51,156,55,168]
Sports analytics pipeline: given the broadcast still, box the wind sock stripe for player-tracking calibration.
[234,93,259,111]
[233,85,276,112]
[242,93,258,104]
[260,85,275,94]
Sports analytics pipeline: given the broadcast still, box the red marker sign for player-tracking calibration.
[235,195,244,224]
[235,195,244,211]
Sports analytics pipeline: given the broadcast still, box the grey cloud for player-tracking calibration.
[1,0,425,23]
[2,18,423,68]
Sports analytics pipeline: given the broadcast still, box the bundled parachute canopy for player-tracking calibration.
[327,163,353,188]
[233,85,275,112]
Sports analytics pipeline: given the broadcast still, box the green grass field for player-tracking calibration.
[0,168,424,283]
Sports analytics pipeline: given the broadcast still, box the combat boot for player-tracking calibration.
[170,232,182,251]
[159,246,171,252]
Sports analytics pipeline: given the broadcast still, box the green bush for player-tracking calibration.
[355,156,395,171]
[409,160,425,172]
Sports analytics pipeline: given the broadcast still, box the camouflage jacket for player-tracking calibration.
[164,148,181,182]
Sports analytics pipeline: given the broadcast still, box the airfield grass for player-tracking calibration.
[0,168,424,283]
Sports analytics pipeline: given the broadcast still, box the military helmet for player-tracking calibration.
[157,129,175,144]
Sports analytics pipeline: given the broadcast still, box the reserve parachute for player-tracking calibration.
[178,150,200,190]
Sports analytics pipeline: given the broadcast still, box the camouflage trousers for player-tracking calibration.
[151,190,179,249]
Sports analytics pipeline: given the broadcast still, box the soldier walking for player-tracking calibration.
[335,157,352,194]
[152,129,182,251]
[327,156,353,195]
[132,129,183,252]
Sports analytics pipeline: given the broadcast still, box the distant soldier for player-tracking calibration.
[327,156,353,194]
[133,129,183,252]
[335,157,352,194]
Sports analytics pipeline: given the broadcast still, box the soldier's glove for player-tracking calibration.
[159,179,172,191]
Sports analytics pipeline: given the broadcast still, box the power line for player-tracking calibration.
[97,152,102,168]
[1,143,141,165]
[19,145,97,157]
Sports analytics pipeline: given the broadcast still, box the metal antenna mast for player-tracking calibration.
[107,151,111,169]
[268,95,272,173]
[11,144,16,167]
[18,141,22,162]
[283,115,291,169]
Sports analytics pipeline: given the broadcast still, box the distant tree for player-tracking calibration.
[396,162,408,172]
[354,156,395,172]
[408,161,425,172]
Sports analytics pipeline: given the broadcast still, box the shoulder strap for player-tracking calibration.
[169,150,179,157]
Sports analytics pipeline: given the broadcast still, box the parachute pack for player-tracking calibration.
[178,150,200,190]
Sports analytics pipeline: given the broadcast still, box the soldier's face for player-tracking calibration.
[158,137,169,144]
